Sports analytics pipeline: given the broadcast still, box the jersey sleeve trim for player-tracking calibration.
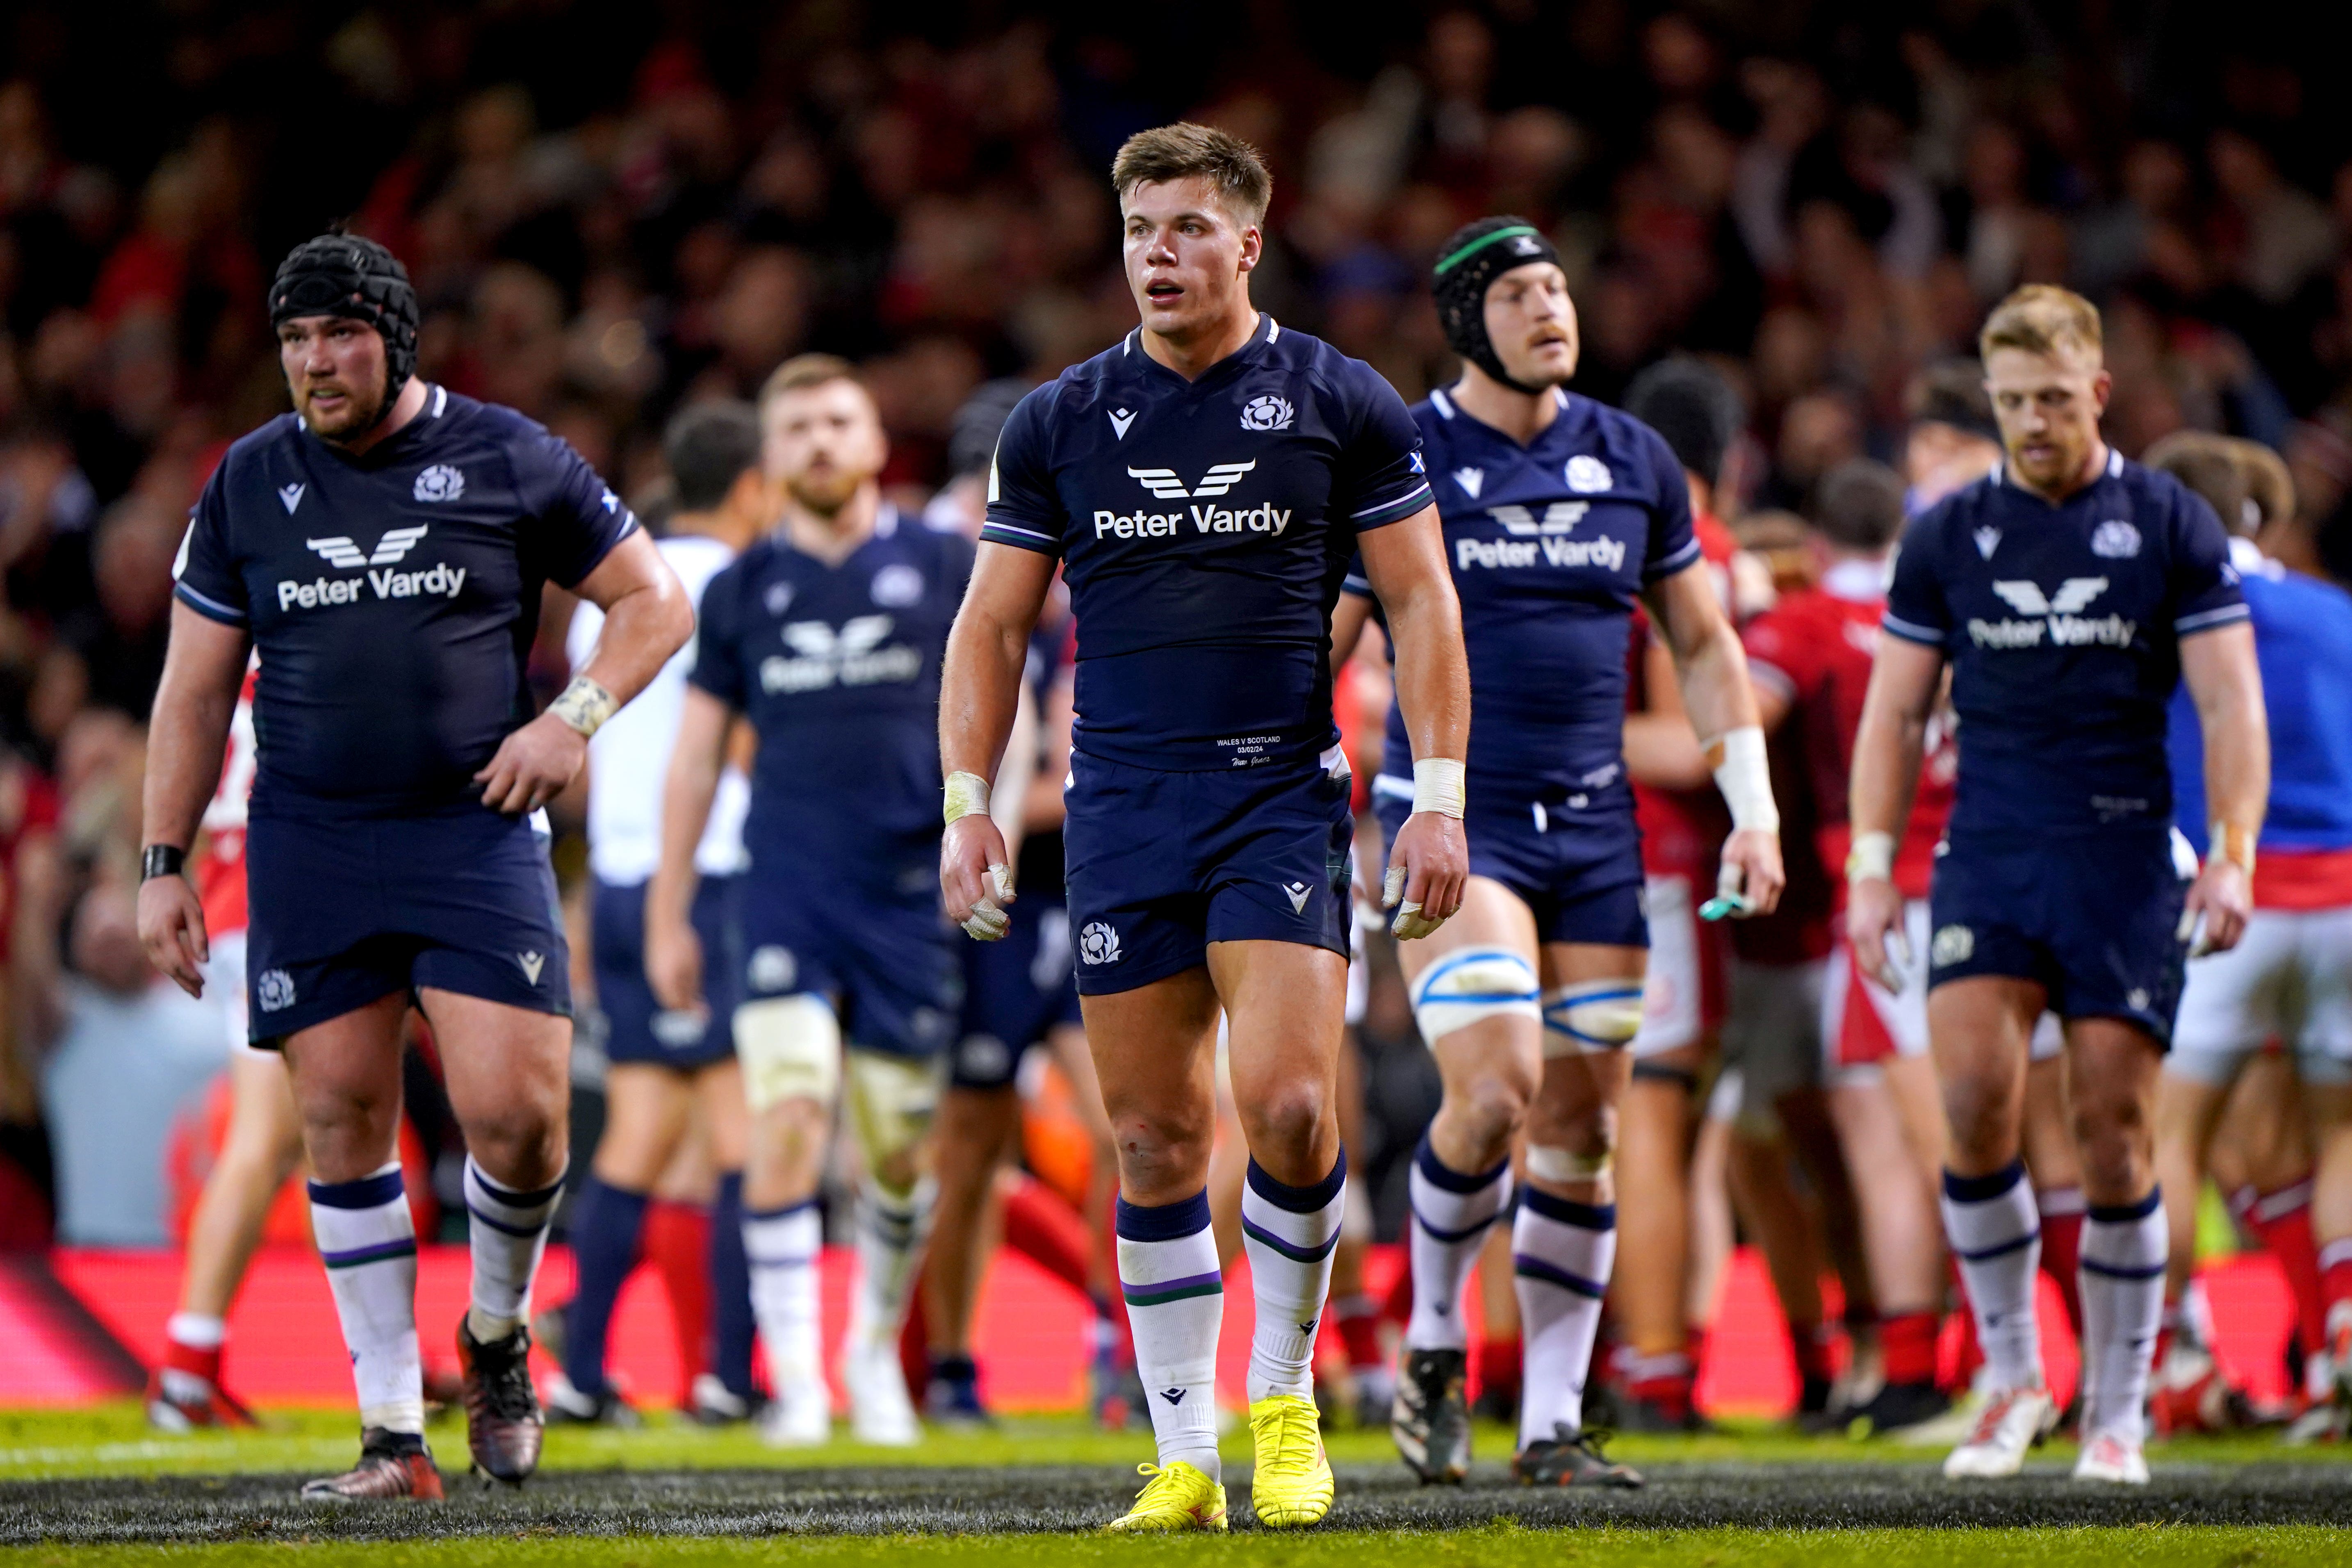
[174,581,248,627]
[980,520,1062,554]
[1642,536,1704,583]
[1340,571,1372,598]
[2175,603,2252,636]
[1352,482,1434,529]
[1879,612,1944,647]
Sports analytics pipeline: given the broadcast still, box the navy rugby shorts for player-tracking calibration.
[1062,748,1354,996]
[1374,776,1648,950]
[737,871,958,1059]
[244,802,569,1044]
[594,873,743,1070]
[952,893,1084,1090]
[1927,827,2193,1046]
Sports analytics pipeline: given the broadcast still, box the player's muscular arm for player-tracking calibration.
[2180,622,2267,956]
[645,686,733,1013]
[477,531,691,814]
[1846,635,1944,989]
[137,604,250,996]
[939,543,1055,934]
[1644,560,1785,915]
[1358,505,1470,937]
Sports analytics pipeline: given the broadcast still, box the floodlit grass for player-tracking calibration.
[2,1401,2346,1482]
[3,1523,2350,1567]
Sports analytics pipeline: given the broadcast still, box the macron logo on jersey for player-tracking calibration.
[1968,577,2135,650]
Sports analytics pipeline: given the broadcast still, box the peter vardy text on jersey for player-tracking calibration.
[277,561,467,611]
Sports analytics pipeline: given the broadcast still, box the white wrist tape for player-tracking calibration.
[943,770,993,825]
[2209,820,2256,877]
[548,675,618,738]
[1846,830,1896,887]
[1707,726,1779,835]
[1412,757,1466,818]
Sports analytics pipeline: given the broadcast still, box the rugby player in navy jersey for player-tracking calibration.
[647,354,974,1449]
[1328,217,1785,1488]
[1848,285,2270,1484]
[137,234,693,1499]
[941,123,1469,1533]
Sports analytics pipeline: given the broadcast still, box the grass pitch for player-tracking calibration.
[3,1404,2350,1562]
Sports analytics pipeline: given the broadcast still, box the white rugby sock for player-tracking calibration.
[2080,1187,2167,1443]
[1941,1160,2044,1392]
[746,1199,824,1396]
[848,1176,932,1351]
[462,1156,565,1342]
[1405,1137,1513,1352]
[309,1162,423,1435]
[1240,1153,1347,1404]
[1513,1187,1616,1446]
[1117,1190,1223,1479]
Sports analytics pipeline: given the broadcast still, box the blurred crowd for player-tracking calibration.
[6,0,2352,1247]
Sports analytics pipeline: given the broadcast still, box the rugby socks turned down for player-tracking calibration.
[1513,1186,1616,1445]
[745,1198,823,1395]
[2079,1187,2167,1443]
[561,1176,649,1395]
[309,1162,424,1434]
[1941,1160,2044,1391]
[1240,1152,1347,1404]
[1116,1190,1223,1477]
[463,1156,566,1343]
[1404,1137,1513,1352]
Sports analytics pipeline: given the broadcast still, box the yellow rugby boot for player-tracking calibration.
[1247,1394,1335,1527]
[1104,1461,1228,1532]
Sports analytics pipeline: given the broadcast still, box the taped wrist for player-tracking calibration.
[943,770,993,825]
[2209,820,2256,877]
[1846,830,1896,888]
[1705,726,1778,834]
[1412,757,1466,819]
[549,675,618,738]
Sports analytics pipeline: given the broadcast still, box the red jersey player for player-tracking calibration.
[1743,460,1953,1434]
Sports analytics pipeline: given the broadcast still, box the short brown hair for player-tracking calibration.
[1978,284,2103,364]
[2143,432,2251,536]
[1110,122,1272,228]
[759,353,861,420]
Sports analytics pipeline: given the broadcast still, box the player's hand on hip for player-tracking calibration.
[1716,827,1785,918]
[474,712,587,815]
[645,911,704,1015]
[1845,875,1908,993]
[941,814,1015,941]
[2181,857,2253,957]
[137,875,210,999]
[1383,811,1467,941]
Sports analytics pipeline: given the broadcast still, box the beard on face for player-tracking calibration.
[782,462,866,516]
[300,363,391,442]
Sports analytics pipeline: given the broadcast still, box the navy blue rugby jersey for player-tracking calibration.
[1345,385,1700,806]
[982,315,1433,772]
[173,385,637,817]
[690,507,975,896]
[1882,448,2246,836]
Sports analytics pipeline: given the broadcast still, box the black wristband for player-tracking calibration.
[141,844,186,881]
